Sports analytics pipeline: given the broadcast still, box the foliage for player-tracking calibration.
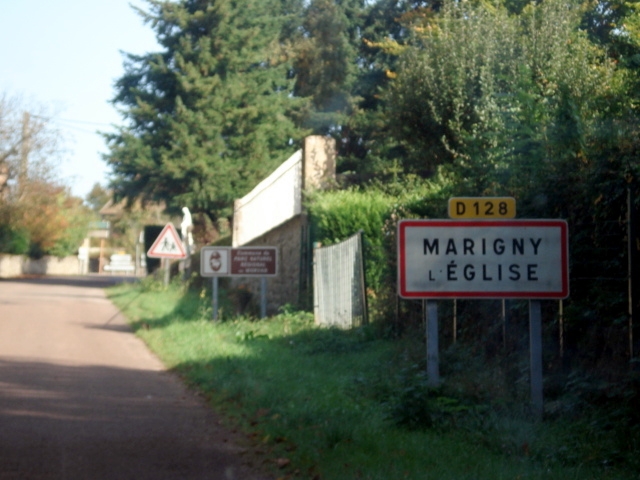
[46,194,94,258]
[22,182,94,257]
[308,187,392,294]
[0,224,29,255]
[385,0,619,200]
[306,177,452,324]
[105,0,309,221]
[387,364,482,431]
[0,180,93,258]
[536,371,640,470]
[293,0,441,179]
[0,92,90,257]
[84,182,110,212]
[102,0,640,396]
[293,0,359,133]
[373,0,640,369]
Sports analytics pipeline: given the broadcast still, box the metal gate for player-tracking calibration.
[313,231,368,328]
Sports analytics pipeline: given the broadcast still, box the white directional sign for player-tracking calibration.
[147,223,187,259]
[398,219,569,299]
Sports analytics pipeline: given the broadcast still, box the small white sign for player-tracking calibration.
[398,219,569,299]
[201,247,231,276]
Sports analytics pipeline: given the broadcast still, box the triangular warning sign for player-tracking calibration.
[147,223,187,259]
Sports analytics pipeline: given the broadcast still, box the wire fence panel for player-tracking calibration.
[313,231,368,329]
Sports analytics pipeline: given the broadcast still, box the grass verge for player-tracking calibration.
[107,279,638,479]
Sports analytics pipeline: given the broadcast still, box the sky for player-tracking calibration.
[0,0,160,199]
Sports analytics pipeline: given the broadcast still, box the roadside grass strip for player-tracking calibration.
[108,281,637,480]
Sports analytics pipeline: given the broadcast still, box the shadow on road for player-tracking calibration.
[0,359,263,480]
[0,274,141,289]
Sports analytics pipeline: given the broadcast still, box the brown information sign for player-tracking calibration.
[200,246,278,277]
[230,248,277,276]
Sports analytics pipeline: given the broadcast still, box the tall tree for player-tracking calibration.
[293,0,360,134]
[293,0,436,178]
[342,0,438,176]
[0,94,62,196]
[384,0,618,200]
[105,0,308,221]
[85,182,111,212]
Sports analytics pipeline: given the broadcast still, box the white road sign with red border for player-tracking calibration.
[147,223,187,259]
[398,219,569,299]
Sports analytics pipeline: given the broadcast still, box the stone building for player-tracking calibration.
[231,135,336,313]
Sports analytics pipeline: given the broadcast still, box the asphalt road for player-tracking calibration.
[0,275,270,480]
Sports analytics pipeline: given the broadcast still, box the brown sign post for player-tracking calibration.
[200,247,278,277]
[200,246,278,320]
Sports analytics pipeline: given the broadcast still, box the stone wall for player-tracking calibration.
[0,255,82,278]
[236,215,310,314]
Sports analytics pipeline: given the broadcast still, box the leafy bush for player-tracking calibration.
[0,225,30,254]
[0,181,92,258]
[308,188,392,291]
[306,178,453,326]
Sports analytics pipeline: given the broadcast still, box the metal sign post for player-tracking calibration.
[426,300,440,387]
[529,300,544,419]
[212,277,219,321]
[260,277,267,319]
[200,246,278,320]
[163,258,170,288]
[398,217,569,416]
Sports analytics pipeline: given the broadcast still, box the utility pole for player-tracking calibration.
[19,111,30,195]
[628,187,637,364]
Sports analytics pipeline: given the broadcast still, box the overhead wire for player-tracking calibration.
[31,113,112,127]
[30,113,117,136]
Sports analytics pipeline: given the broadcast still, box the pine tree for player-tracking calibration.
[339,0,434,177]
[293,0,360,133]
[105,0,308,221]
[292,0,435,178]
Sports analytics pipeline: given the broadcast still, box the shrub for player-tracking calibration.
[0,225,30,254]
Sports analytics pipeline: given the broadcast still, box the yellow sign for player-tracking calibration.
[448,197,516,219]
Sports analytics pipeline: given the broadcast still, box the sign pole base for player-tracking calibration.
[212,277,219,321]
[426,300,440,387]
[529,300,544,420]
[260,277,267,319]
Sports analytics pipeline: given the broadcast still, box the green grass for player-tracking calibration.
[107,280,638,480]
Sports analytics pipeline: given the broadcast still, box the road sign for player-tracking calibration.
[398,219,569,299]
[448,197,516,219]
[147,223,187,259]
[200,246,278,277]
